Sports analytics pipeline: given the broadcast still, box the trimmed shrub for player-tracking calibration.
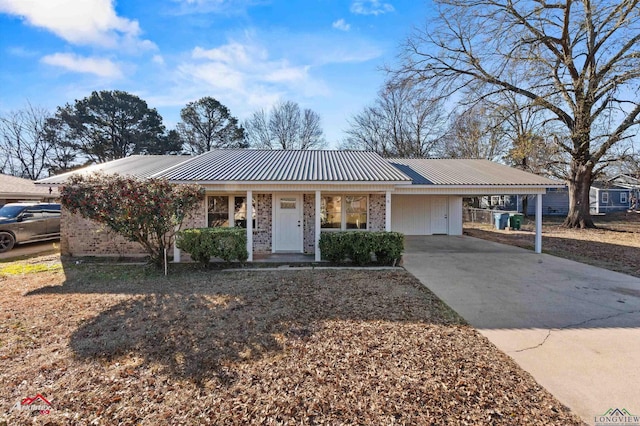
[319,231,404,266]
[177,227,248,265]
[372,232,404,266]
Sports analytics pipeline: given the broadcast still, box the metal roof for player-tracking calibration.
[157,150,412,182]
[35,151,563,188]
[0,173,59,198]
[388,158,563,186]
[36,155,193,185]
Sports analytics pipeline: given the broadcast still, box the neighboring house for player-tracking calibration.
[37,150,562,259]
[589,174,640,213]
[500,187,570,216]
[590,182,633,214]
[0,173,59,206]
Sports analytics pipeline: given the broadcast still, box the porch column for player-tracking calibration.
[173,226,181,263]
[535,193,542,254]
[247,190,253,262]
[385,191,392,231]
[315,190,321,262]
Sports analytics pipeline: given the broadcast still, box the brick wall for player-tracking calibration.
[60,206,146,257]
[368,194,386,231]
[61,192,387,258]
[61,199,206,258]
[253,194,272,253]
[303,194,315,253]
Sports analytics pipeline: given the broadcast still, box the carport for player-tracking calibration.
[388,159,563,253]
[403,235,640,424]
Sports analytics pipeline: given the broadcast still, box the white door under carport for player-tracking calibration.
[391,195,463,235]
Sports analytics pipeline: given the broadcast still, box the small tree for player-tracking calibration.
[61,173,204,266]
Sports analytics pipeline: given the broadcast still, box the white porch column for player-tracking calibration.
[535,193,542,254]
[385,191,392,231]
[315,190,321,261]
[247,190,253,262]
[173,228,181,263]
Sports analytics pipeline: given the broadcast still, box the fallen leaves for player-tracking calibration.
[0,259,583,425]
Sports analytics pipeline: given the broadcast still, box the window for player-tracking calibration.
[601,192,609,204]
[345,196,367,229]
[208,195,256,228]
[234,196,256,228]
[280,198,296,209]
[321,196,342,229]
[620,193,628,204]
[208,196,229,227]
[321,195,367,230]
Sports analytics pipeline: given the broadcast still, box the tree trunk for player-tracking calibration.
[563,163,595,228]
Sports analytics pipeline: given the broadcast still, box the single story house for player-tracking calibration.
[0,173,59,206]
[590,175,640,214]
[37,150,562,260]
[497,187,570,216]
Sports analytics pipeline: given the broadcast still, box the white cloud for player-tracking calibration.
[6,46,39,57]
[332,19,351,31]
[180,39,323,106]
[169,0,261,15]
[0,0,154,49]
[152,54,165,65]
[350,0,394,15]
[41,53,123,78]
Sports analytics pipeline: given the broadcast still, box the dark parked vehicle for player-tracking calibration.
[0,202,61,253]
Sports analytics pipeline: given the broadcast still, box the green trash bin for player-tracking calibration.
[509,213,523,230]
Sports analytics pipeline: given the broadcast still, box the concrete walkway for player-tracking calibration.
[403,235,640,425]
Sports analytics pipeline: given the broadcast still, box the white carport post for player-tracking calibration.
[535,193,542,254]
[385,191,392,231]
[173,225,181,263]
[315,190,321,261]
[247,190,253,261]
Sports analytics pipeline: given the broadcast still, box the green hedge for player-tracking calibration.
[177,227,248,265]
[318,231,404,266]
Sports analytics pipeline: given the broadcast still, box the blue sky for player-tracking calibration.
[0,0,434,147]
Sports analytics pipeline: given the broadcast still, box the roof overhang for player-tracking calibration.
[172,181,405,192]
[393,184,558,195]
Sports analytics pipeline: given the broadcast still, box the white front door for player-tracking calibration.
[274,194,303,252]
[430,196,449,234]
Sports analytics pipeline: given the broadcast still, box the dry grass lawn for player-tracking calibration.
[465,211,640,278]
[0,255,583,425]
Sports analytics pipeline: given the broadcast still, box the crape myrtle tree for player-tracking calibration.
[394,0,640,228]
[176,96,247,154]
[62,173,204,267]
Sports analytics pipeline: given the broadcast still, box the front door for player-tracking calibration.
[430,196,449,234]
[274,194,303,252]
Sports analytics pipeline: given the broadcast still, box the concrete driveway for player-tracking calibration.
[403,235,640,425]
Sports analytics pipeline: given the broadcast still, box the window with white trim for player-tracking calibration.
[601,192,609,204]
[208,196,229,227]
[233,196,256,228]
[321,195,367,230]
[207,195,256,228]
[620,192,627,204]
